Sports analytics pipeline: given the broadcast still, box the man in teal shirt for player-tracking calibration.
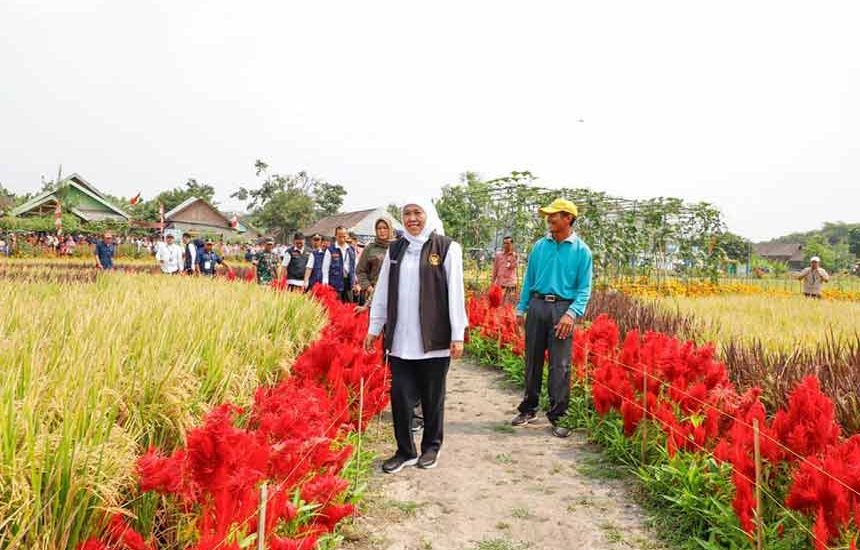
[511,198,593,438]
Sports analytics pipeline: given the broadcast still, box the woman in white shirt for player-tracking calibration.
[364,198,467,473]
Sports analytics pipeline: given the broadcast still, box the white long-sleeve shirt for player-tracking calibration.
[156,242,184,274]
[281,248,315,287]
[368,241,468,360]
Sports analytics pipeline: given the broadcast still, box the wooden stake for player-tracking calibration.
[354,377,365,519]
[641,367,648,464]
[752,418,764,550]
[257,481,268,550]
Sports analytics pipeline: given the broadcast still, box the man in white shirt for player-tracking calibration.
[155,234,184,274]
[793,256,830,298]
[281,232,315,291]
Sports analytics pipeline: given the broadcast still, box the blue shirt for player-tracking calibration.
[516,232,593,318]
[95,240,115,269]
[197,250,223,275]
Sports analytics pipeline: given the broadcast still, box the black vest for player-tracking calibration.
[384,232,453,353]
[286,246,310,280]
[184,242,196,271]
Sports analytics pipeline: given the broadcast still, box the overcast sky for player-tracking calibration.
[1,1,858,241]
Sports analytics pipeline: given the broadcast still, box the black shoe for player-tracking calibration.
[511,411,537,426]
[382,454,418,474]
[551,424,572,438]
[411,416,424,433]
[417,448,440,470]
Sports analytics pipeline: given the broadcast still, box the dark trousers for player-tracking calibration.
[339,277,353,302]
[518,297,573,424]
[389,356,450,459]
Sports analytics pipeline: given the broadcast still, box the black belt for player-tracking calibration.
[532,292,572,303]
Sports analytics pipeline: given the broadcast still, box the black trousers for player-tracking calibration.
[339,277,353,302]
[518,297,573,424]
[389,356,450,459]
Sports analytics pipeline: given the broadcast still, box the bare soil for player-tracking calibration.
[342,359,665,550]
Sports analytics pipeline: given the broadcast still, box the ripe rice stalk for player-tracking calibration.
[0,272,325,550]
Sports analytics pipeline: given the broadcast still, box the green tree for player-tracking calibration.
[717,232,751,263]
[0,184,17,214]
[313,181,347,218]
[848,227,860,257]
[232,160,345,240]
[803,235,836,268]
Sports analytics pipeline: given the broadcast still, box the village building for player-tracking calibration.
[301,207,402,242]
[753,242,806,270]
[163,197,260,241]
[10,173,130,222]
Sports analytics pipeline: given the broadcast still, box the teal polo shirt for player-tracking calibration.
[516,232,593,318]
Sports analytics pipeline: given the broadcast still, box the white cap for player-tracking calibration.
[810,256,821,263]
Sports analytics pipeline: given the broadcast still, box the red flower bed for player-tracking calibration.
[80,284,389,550]
[468,285,860,548]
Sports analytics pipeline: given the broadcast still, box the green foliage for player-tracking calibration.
[436,171,728,279]
[232,160,346,239]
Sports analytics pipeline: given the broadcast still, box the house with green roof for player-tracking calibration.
[10,173,130,222]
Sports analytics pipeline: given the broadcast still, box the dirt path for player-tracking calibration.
[343,359,664,550]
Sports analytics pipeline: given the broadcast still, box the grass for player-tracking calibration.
[510,506,534,520]
[0,272,324,550]
[655,294,860,351]
[577,455,626,480]
[470,538,532,550]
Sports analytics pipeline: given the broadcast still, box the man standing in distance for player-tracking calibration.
[252,237,281,286]
[307,234,326,291]
[510,199,593,438]
[322,226,357,302]
[181,233,198,275]
[492,236,519,302]
[198,239,229,276]
[793,256,830,298]
[95,232,116,270]
[156,233,184,275]
[282,232,314,291]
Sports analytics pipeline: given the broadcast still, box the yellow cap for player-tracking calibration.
[538,198,579,218]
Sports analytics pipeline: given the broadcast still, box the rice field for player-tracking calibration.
[655,294,860,351]
[0,273,324,549]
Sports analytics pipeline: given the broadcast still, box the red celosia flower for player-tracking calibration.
[104,515,153,550]
[488,284,504,308]
[300,474,349,506]
[772,376,841,461]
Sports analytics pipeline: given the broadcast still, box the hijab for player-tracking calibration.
[401,198,445,249]
[373,217,394,248]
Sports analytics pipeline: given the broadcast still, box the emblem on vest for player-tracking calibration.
[428,253,442,266]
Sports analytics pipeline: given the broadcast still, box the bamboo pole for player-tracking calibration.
[752,419,764,550]
[257,481,268,550]
[641,366,648,464]
[353,377,365,519]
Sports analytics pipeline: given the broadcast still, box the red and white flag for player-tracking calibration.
[130,192,141,205]
[229,214,238,229]
[159,203,165,235]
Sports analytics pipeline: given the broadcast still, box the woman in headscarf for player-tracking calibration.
[355,217,394,309]
[364,199,468,473]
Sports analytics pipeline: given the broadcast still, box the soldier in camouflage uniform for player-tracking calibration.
[252,237,281,285]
